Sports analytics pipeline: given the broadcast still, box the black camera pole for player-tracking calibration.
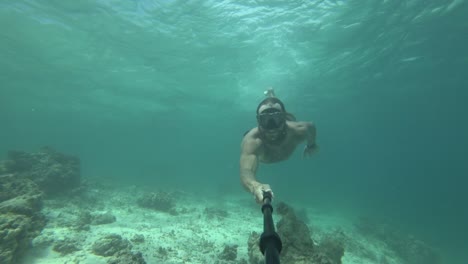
[259,191,282,264]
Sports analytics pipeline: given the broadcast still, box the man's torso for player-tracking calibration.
[248,122,305,163]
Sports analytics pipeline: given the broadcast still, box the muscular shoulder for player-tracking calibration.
[287,121,315,137]
[241,128,262,155]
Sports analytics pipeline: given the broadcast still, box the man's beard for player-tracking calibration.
[261,126,287,145]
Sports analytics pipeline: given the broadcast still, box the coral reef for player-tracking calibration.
[91,211,117,225]
[92,234,146,264]
[130,234,145,244]
[215,244,238,263]
[52,238,81,255]
[31,230,55,248]
[155,246,170,261]
[2,147,81,197]
[247,232,263,264]
[275,201,316,263]
[136,191,176,214]
[92,234,131,257]
[313,232,345,264]
[107,250,146,264]
[0,174,46,264]
[0,147,83,263]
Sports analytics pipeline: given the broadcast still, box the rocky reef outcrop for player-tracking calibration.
[136,191,177,214]
[0,174,46,264]
[92,234,146,264]
[1,146,81,197]
[0,147,82,264]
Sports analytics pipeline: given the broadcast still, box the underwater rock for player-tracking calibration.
[275,202,316,263]
[92,234,131,257]
[130,234,145,244]
[0,174,46,264]
[0,173,41,203]
[136,191,176,214]
[314,232,345,264]
[277,202,344,264]
[52,238,80,256]
[0,214,33,263]
[51,209,92,231]
[0,173,42,206]
[31,231,55,248]
[0,194,43,216]
[156,246,169,260]
[92,234,146,264]
[247,232,264,264]
[107,250,146,264]
[2,147,81,197]
[75,210,92,230]
[91,211,116,225]
[216,244,238,263]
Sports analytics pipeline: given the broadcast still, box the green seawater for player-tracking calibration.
[1,1,467,263]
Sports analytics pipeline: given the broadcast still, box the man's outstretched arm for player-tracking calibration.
[240,148,260,193]
[240,138,273,203]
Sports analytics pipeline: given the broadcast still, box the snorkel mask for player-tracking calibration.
[257,108,286,130]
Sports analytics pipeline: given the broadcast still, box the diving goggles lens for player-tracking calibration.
[258,112,285,129]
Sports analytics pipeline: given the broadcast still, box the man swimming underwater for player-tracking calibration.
[239,88,318,203]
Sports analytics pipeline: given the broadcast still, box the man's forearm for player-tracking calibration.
[240,169,259,193]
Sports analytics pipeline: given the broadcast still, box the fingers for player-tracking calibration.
[265,190,274,201]
[254,188,263,204]
[255,194,263,204]
[253,184,274,204]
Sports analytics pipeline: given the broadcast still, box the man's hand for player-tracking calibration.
[303,143,319,158]
[252,183,274,204]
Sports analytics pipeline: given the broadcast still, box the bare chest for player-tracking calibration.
[259,143,297,163]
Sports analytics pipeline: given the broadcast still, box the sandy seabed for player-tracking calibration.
[21,183,404,264]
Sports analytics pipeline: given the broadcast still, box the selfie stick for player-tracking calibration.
[259,191,282,264]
